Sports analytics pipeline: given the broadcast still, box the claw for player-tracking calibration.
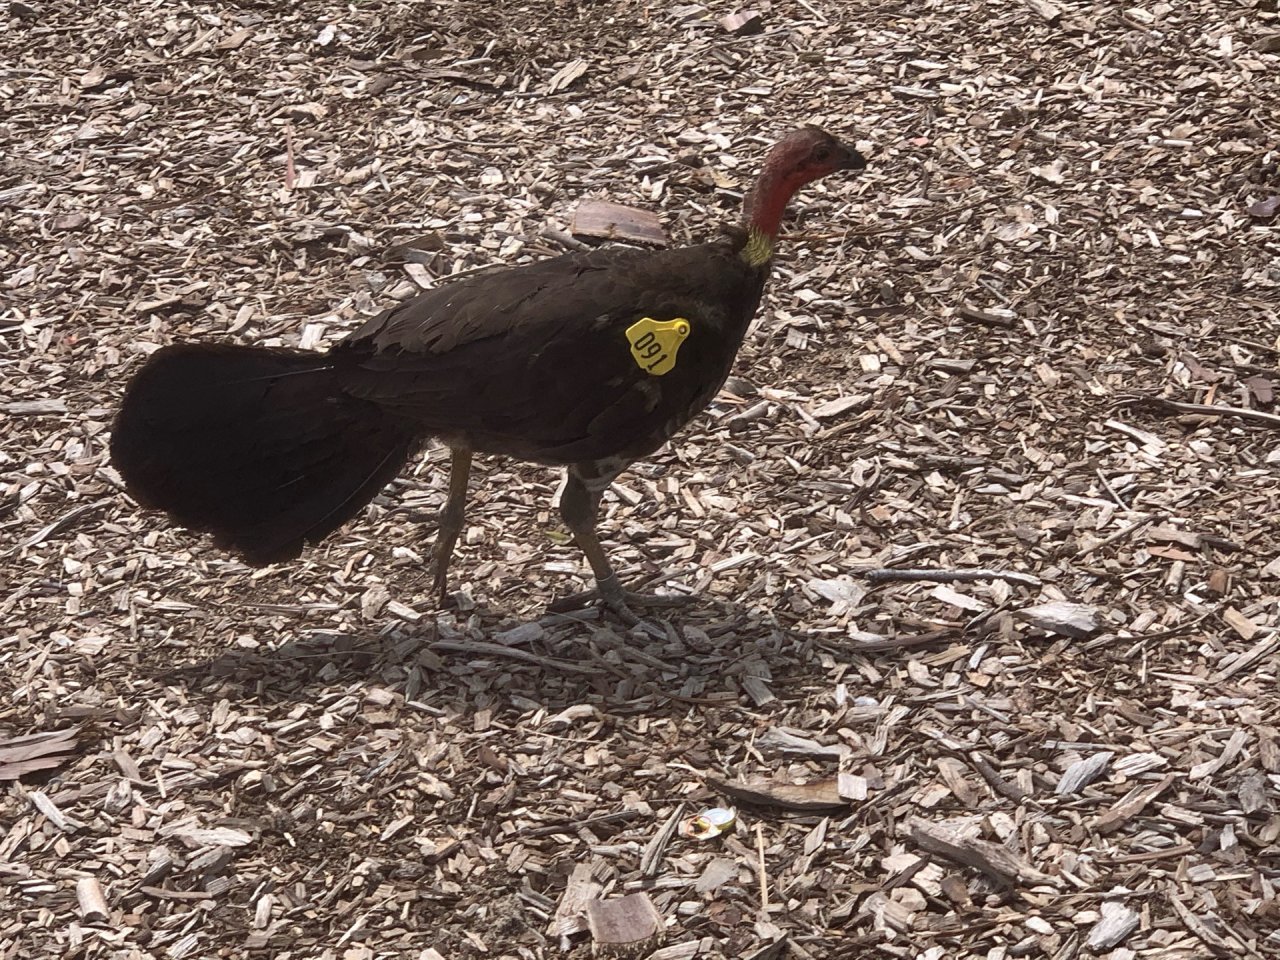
[549,575,694,632]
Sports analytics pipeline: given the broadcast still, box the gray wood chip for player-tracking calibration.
[1086,900,1140,950]
[1016,601,1101,638]
[1055,751,1113,795]
[756,727,847,760]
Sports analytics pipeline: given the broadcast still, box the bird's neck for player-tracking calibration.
[740,165,794,268]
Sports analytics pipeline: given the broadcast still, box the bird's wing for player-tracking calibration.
[335,242,759,462]
[346,245,654,353]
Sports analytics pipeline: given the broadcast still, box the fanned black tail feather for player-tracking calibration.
[110,343,418,565]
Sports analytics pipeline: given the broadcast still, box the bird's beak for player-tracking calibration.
[839,148,869,171]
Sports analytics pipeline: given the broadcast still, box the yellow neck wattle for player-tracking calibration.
[740,228,773,267]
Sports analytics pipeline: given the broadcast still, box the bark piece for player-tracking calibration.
[756,727,848,760]
[76,877,110,923]
[708,774,846,811]
[720,10,763,34]
[571,200,668,247]
[5,399,69,415]
[1055,751,1113,795]
[586,892,664,954]
[0,728,78,780]
[1086,900,1139,950]
[1094,773,1177,833]
[1246,195,1280,218]
[552,860,608,938]
[908,818,1059,888]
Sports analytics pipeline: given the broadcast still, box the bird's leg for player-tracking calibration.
[432,446,472,605]
[550,468,692,624]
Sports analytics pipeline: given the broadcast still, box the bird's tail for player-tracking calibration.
[109,343,418,565]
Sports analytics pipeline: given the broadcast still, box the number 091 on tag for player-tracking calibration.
[625,317,690,376]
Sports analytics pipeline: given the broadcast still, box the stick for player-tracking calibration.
[1121,394,1280,429]
[283,121,296,190]
[1074,515,1158,558]
[755,824,770,913]
[839,629,957,653]
[862,568,1041,587]
[429,639,599,676]
[1095,468,1129,510]
[794,197,994,242]
[15,500,110,552]
[967,752,1030,803]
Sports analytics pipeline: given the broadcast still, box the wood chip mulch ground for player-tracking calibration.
[3,0,1279,957]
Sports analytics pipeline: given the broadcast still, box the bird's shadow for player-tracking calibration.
[132,591,876,720]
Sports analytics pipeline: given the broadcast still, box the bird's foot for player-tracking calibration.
[432,567,450,608]
[548,575,694,629]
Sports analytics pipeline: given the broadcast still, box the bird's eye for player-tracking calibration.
[811,146,832,163]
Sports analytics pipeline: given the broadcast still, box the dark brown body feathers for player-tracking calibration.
[341,235,766,464]
[112,235,765,562]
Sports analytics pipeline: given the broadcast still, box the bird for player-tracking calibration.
[110,125,866,623]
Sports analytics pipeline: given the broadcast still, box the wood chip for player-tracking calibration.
[553,861,608,938]
[1055,751,1113,795]
[756,727,847,760]
[1220,606,1259,641]
[0,728,78,781]
[810,395,868,420]
[5,399,69,415]
[1024,0,1062,22]
[1094,773,1177,833]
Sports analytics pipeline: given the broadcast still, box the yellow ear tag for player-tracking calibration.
[625,317,690,376]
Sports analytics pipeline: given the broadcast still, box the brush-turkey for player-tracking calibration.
[111,126,866,623]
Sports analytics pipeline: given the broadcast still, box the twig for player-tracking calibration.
[755,823,770,913]
[795,197,993,242]
[429,639,599,676]
[1166,884,1256,958]
[828,629,958,654]
[909,818,1059,888]
[1095,468,1129,510]
[967,751,1030,803]
[283,121,296,190]
[15,500,110,552]
[862,568,1041,587]
[639,806,684,877]
[1221,334,1280,356]
[1120,394,1280,429]
[1119,610,1213,644]
[1075,515,1158,558]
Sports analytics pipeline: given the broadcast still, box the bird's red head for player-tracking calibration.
[744,125,866,250]
[768,125,868,183]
